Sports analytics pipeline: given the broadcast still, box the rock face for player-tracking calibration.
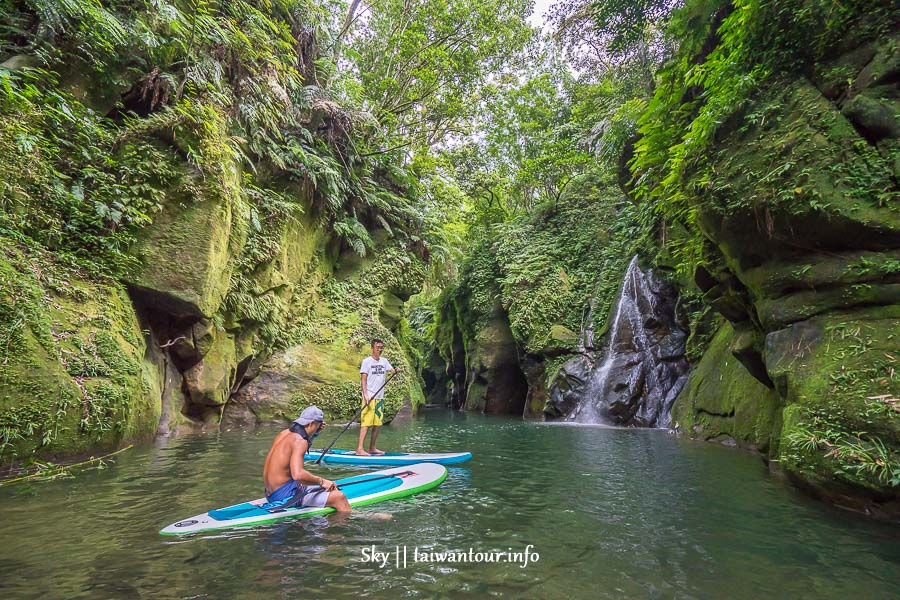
[0,119,425,463]
[0,241,159,458]
[127,166,247,319]
[669,28,900,516]
[672,323,780,451]
[429,272,530,416]
[546,257,690,427]
[223,339,417,427]
[463,311,528,414]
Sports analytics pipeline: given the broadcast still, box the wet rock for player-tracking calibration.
[181,330,237,422]
[521,354,549,419]
[658,329,688,361]
[842,93,900,142]
[547,258,689,428]
[671,323,781,453]
[544,354,592,419]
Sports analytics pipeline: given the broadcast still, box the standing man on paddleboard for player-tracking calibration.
[357,338,397,456]
[263,406,351,512]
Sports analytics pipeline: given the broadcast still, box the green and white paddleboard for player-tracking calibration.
[159,462,447,535]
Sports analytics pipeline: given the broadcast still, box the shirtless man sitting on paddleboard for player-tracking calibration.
[263,406,351,512]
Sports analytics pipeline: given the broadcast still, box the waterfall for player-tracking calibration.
[551,256,689,427]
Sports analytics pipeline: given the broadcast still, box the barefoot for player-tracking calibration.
[369,448,385,455]
[355,449,371,456]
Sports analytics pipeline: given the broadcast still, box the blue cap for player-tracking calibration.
[294,406,325,426]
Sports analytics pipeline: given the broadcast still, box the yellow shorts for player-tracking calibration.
[360,398,384,427]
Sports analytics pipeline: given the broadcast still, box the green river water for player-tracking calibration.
[1,411,898,599]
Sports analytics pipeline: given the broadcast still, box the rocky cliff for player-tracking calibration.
[669,23,899,517]
[0,0,425,462]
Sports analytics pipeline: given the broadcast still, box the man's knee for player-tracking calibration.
[328,490,351,510]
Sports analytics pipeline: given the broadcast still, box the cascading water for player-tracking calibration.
[549,256,689,427]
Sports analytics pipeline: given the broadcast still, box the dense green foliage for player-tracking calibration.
[631,0,898,276]
[0,68,181,275]
[0,0,443,278]
[340,0,534,151]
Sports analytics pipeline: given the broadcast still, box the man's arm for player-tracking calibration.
[289,438,335,490]
[360,372,369,404]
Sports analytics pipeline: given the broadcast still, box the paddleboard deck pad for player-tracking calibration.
[305,449,472,466]
[160,462,447,535]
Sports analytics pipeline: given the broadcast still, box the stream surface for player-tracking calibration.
[1,411,898,599]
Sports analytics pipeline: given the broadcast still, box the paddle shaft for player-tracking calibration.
[315,371,397,464]
[317,470,413,492]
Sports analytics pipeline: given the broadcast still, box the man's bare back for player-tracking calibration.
[263,429,304,494]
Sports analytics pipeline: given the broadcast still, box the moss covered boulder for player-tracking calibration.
[767,308,899,516]
[463,311,528,414]
[180,328,238,424]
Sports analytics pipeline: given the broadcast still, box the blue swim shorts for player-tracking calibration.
[265,480,330,508]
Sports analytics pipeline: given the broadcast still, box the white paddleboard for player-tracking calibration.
[160,462,447,535]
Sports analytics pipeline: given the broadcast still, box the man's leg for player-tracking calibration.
[368,426,384,454]
[326,489,351,512]
[356,426,370,455]
[299,487,351,512]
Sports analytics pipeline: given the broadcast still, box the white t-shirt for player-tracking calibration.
[360,356,393,399]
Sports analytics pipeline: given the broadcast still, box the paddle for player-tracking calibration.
[314,371,398,465]
[266,470,414,513]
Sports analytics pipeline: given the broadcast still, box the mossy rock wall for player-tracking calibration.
[222,232,427,428]
[463,311,528,415]
[1,197,425,458]
[767,308,899,515]
[129,183,246,317]
[0,241,159,460]
[672,322,781,452]
[673,31,900,515]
